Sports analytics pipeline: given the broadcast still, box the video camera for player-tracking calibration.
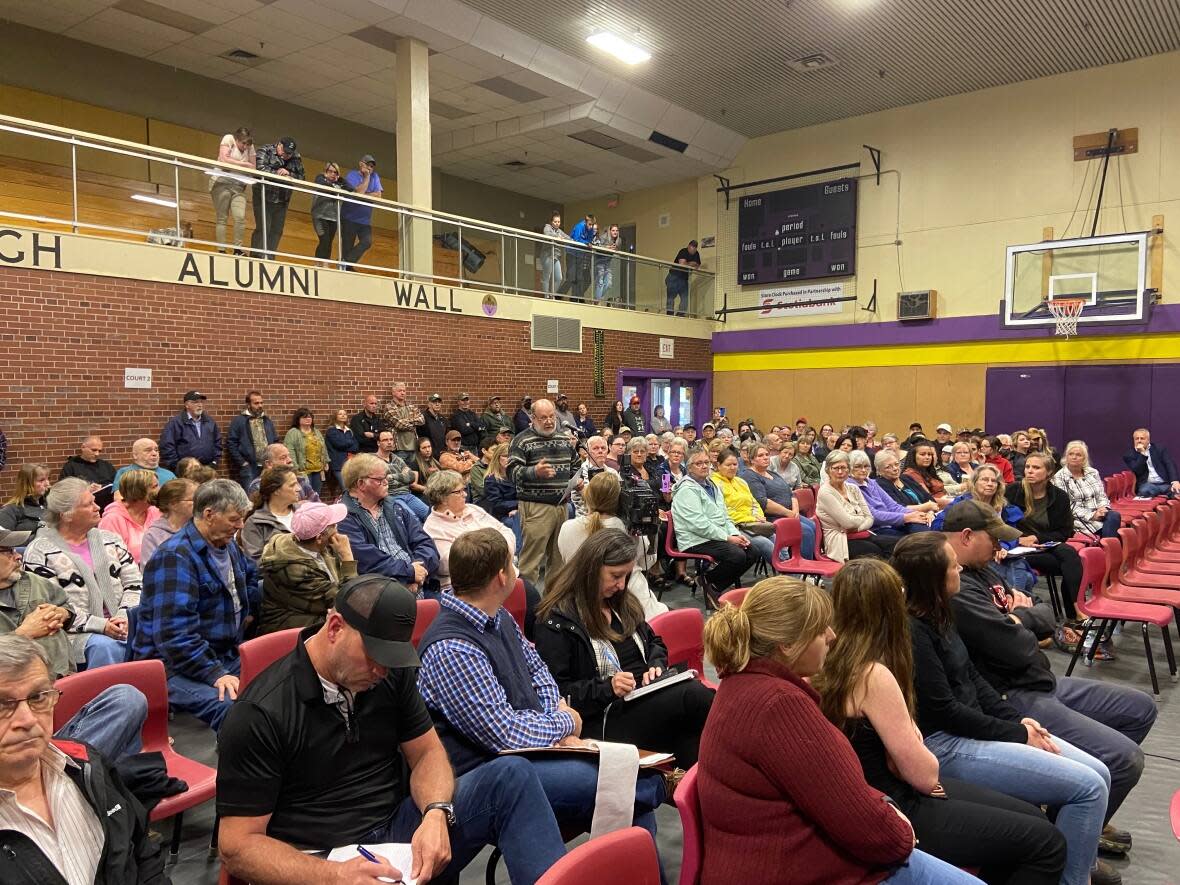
[619,475,661,537]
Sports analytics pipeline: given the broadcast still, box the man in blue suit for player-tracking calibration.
[1123,427,1180,497]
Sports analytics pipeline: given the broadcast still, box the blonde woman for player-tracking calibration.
[480,442,521,550]
[1052,440,1121,538]
[0,463,50,536]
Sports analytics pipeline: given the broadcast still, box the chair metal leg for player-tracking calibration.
[485,847,503,885]
[1045,574,1062,621]
[168,811,184,865]
[1085,619,1109,665]
[1141,622,1160,695]
[1163,624,1177,677]
[208,813,219,859]
[1065,619,1093,677]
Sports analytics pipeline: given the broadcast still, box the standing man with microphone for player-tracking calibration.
[506,399,576,586]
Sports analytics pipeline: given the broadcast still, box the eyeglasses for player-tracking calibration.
[446,488,466,497]
[0,548,19,558]
[364,474,387,484]
[0,689,61,719]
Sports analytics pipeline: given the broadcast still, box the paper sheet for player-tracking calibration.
[326,843,416,885]
[589,741,640,839]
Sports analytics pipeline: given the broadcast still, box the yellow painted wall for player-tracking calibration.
[586,51,1180,332]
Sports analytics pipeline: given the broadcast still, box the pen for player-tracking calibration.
[356,846,405,883]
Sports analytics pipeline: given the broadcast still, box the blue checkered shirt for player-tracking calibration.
[417,593,574,751]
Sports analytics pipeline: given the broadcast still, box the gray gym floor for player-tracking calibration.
[166,577,1180,884]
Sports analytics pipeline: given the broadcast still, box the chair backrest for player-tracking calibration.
[664,509,682,556]
[718,587,748,608]
[1171,789,1180,841]
[506,578,527,633]
[1101,536,1125,582]
[412,598,441,648]
[793,486,816,519]
[54,659,169,752]
[1078,546,1106,607]
[675,764,703,885]
[1118,525,1141,570]
[239,628,302,691]
[537,826,661,885]
[649,608,705,675]
[773,517,802,564]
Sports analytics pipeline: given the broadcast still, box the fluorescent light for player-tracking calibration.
[586,32,650,65]
[130,193,178,208]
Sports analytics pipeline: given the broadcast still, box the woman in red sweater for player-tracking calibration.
[698,576,982,885]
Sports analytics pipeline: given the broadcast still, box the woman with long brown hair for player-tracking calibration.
[698,575,979,885]
[815,560,1065,883]
[0,463,51,536]
[534,528,712,766]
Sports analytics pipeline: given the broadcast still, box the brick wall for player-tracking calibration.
[0,267,711,497]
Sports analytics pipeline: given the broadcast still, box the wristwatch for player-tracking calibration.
[424,802,456,827]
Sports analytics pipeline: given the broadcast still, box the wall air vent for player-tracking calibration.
[531,315,582,353]
[648,130,688,153]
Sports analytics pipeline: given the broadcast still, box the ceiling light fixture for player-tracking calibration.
[586,32,650,65]
[130,193,178,208]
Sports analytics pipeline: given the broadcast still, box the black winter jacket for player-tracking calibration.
[534,607,667,722]
[0,739,167,885]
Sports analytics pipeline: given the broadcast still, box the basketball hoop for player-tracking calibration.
[1047,298,1085,338]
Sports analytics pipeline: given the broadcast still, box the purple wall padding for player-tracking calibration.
[987,363,1177,477]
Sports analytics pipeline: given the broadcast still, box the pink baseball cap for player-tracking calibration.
[291,502,348,541]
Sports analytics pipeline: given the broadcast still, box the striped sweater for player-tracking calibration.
[506,427,576,505]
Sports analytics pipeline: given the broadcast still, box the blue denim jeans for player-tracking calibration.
[1137,480,1173,497]
[745,532,774,563]
[924,731,1109,885]
[364,755,566,885]
[167,657,240,732]
[55,684,146,759]
[529,757,664,836]
[84,633,128,668]
[392,493,430,524]
[1006,675,1155,823]
[882,848,983,884]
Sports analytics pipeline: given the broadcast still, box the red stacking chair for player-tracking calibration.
[238,627,301,691]
[664,510,714,599]
[1101,538,1180,619]
[506,578,528,632]
[675,764,704,885]
[772,517,840,584]
[649,608,715,689]
[718,587,749,608]
[1153,501,1180,549]
[1172,790,1180,841]
[1138,510,1180,563]
[1118,526,1180,588]
[1065,547,1176,694]
[54,659,216,863]
[793,486,816,519]
[412,598,440,648]
[537,826,662,885]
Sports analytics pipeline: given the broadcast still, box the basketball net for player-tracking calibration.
[1047,298,1085,338]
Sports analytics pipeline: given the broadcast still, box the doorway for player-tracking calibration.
[617,368,711,431]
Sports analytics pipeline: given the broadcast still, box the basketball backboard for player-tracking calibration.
[1002,232,1152,327]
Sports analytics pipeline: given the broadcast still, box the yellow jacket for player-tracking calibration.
[712,471,766,525]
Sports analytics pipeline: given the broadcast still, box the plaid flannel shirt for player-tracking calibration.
[133,521,258,684]
[417,593,573,751]
[1052,466,1111,532]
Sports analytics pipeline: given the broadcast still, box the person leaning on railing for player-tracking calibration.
[251,135,304,259]
[210,126,255,255]
[309,161,349,265]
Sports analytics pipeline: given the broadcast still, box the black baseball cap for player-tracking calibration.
[183,390,207,402]
[335,575,420,668]
[279,136,297,152]
[941,500,1021,542]
[428,393,442,402]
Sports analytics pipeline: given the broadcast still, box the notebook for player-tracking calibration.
[326,843,416,885]
[500,743,675,768]
[623,668,697,702]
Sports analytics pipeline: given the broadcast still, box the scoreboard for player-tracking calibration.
[737,177,857,285]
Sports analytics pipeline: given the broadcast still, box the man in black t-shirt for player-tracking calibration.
[665,239,701,316]
[216,575,566,885]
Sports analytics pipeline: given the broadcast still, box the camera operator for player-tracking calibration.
[557,473,667,619]
[568,435,619,517]
[620,438,671,590]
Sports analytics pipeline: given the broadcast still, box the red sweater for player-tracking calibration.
[697,657,914,885]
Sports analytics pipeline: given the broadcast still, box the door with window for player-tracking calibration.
[617,370,710,431]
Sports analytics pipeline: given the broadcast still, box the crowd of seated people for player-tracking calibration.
[1,392,1173,885]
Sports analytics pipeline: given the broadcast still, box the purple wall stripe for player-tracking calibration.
[711,303,1180,354]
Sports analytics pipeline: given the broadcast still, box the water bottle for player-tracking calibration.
[1081,624,1097,665]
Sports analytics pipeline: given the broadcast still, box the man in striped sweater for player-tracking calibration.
[506,399,575,585]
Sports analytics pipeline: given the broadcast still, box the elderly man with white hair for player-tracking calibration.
[23,479,141,670]
[569,435,618,517]
[134,479,258,731]
[506,399,576,584]
[113,438,177,489]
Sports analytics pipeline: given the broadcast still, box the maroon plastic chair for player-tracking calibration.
[1172,790,1180,841]
[54,659,216,863]
[649,608,715,689]
[664,510,715,599]
[238,627,301,691]
[1066,547,1175,694]
[537,826,662,885]
[793,486,816,519]
[718,587,749,608]
[772,517,840,584]
[1119,526,1180,588]
[412,598,441,648]
[506,578,527,633]
[675,764,704,885]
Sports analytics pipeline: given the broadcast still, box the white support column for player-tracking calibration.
[396,36,434,278]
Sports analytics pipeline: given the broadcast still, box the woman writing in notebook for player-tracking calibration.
[535,529,714,767]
